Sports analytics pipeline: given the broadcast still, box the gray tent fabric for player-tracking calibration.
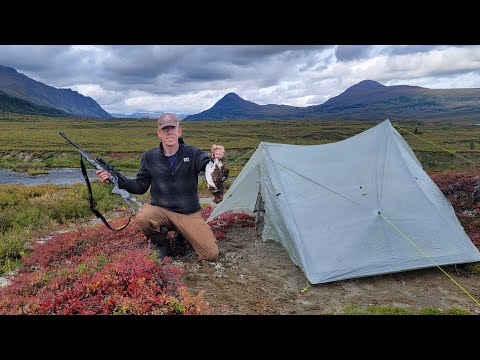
[207,119,480,284]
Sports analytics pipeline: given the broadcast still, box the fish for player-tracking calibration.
[205,157,229,203]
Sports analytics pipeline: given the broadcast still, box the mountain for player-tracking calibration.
[184,80,480,122]
[0,90,68,116]
[310,80,480,120]
[184,93,300,120]
[110,111,189,120]
[0,65,112,118]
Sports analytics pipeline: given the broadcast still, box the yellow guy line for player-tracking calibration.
[229,147,257,166]
[301,282,311,293]
[379,212,480,307]
[394,124,479,167]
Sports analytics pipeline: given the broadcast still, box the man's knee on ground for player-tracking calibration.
[202,246,219,262]
[136,211,155,234]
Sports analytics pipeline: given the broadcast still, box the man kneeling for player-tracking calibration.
[97,113,226,261]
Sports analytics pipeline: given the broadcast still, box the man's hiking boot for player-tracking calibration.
[173,232,188,246]
[148,229,171,260]
[170,232,193,256]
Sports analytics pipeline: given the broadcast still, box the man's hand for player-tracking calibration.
[96,169,111,183]
[211,144,225,159]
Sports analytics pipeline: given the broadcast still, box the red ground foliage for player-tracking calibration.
[431,170,480,249]
[201,206,255,241]
[0,207,255,315]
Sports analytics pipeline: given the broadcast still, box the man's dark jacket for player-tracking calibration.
[118,138,211,214]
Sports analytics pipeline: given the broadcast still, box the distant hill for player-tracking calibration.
[311,80,480,120]
[184,93,300,121]
[184,80,480,122]
[110,111,189,120]
[0,65,112,118]
[0,90,68,116]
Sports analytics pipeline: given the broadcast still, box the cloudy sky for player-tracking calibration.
[0,45,479,116]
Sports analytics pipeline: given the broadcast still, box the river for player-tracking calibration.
[0,168,102,186]
[0,168,228,186]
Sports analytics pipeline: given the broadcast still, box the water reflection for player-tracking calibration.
[0,168,103,186]
[0,168,230,186]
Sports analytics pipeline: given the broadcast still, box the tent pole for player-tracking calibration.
[254,184,264,238]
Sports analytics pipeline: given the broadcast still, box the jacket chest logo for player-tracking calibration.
[183,157,190,162]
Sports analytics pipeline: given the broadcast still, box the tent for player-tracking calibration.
[207,119,480,284]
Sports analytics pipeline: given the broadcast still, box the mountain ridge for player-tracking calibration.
[184,80,480,122]
[110,111,188,120]
[0,65,112,118]
[0,90,68,116]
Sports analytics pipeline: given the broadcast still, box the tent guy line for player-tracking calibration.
[394,124,479,167]
[272,159,362,207]
[379,212,480,307]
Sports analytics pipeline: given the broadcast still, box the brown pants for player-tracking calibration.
[136,203,218,261]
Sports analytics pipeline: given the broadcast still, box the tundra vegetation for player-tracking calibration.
[0,113,479,314]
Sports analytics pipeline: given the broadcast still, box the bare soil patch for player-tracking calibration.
[171,218,480,315]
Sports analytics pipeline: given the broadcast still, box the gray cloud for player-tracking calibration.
[335,45,374,61]
[381,45,447,56]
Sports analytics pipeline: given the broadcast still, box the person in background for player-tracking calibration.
[96,113,227,261]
